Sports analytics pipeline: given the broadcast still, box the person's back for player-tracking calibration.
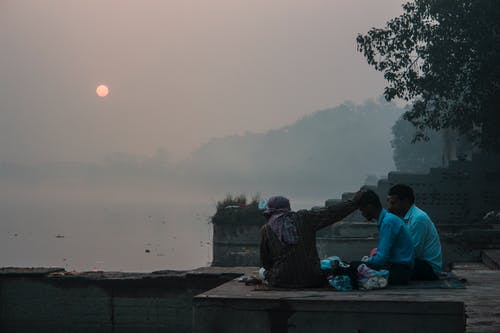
[367,209,415,267]
[404,205,442,275]
[388,184,443,280]
[260,197,359,288]
[260,212,322,287]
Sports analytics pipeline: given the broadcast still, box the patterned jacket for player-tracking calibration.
[260,200,357,288]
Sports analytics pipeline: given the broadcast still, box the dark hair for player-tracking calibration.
[388,184,415,204]
[358,190,382,209]
[262,196,291,218]
[266,196,291,211]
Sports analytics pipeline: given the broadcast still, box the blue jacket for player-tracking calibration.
[403,205,442,273]
[368,209,415,267]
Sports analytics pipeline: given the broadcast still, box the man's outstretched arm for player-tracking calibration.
[300,191,362,231]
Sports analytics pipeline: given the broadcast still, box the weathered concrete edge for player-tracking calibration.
[0,266,252,280]
[193,296,465,315]
[0,266,253,332]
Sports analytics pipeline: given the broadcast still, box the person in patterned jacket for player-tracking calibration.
[260,193,361,288]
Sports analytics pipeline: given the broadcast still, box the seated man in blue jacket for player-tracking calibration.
[387,184,442,280]
[349,190,415,286]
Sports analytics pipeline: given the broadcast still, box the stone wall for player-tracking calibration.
[211,206,266,267]
[0,267,248,333]
[334,154,500,224]
[377,154,499,224]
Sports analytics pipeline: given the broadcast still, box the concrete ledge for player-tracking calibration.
[193,280,466,333]
[0,266,252,333]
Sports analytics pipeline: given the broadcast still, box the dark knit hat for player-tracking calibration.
[263,196,291,216]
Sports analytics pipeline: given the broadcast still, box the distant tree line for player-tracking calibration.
[1,99,463,195]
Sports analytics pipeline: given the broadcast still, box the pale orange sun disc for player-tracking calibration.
[96,84,109,97]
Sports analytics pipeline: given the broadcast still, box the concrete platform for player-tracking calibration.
[193,283,464,333]
[193,264,500,333]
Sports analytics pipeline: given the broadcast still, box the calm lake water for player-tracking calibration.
[0,196,214,272]
[0,185,323,272]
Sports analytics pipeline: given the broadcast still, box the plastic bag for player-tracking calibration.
[357,264,389,290]
[328,275,352,291]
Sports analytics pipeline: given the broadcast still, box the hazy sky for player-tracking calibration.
[0,0,404,163]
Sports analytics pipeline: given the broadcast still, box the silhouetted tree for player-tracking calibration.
[357,0,500,152]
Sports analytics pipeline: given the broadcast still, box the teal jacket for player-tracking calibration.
[368,209,415,267]
[403,205,442,273]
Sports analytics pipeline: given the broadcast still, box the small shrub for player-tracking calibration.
[215,193,261,213]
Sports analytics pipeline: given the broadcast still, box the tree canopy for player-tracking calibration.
[356,0,500,152]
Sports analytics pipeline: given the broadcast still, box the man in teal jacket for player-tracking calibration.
[387,184,443,280]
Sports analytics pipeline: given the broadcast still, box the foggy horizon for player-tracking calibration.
[1,0,405,164]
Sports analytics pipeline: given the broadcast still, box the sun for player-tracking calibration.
[96,84,109,97]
